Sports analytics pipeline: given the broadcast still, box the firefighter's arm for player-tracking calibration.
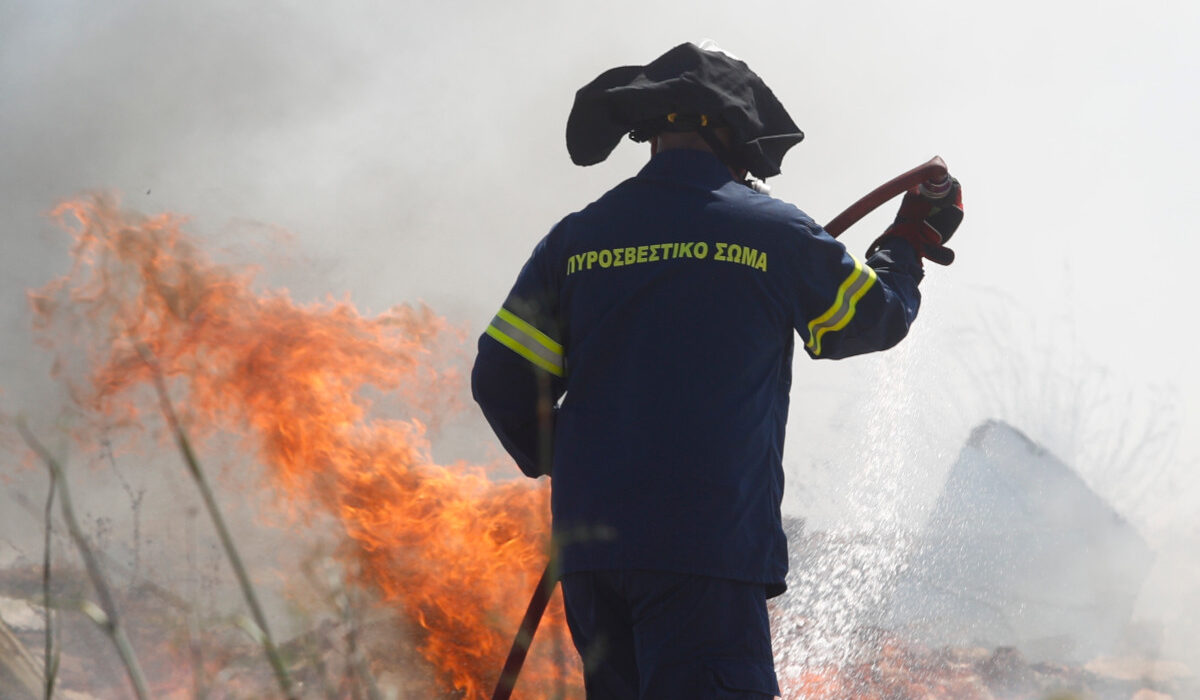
[794,226,923,360]
[471,237,566,477]
[471,335,560,477]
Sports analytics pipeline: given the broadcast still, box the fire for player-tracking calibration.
[29,194,579,697]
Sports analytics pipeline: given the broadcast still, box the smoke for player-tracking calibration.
[4,0,1200,693]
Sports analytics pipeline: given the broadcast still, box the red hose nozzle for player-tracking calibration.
[919,175,954,200]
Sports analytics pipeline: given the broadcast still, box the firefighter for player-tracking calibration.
[472,42,963,699]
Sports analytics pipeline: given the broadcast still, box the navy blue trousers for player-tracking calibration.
[560,570,779,699]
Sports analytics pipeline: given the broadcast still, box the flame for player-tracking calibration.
[30,194,579,697]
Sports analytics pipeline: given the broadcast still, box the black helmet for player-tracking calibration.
[566,42,804,180]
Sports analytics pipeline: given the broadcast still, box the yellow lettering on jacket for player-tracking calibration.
[565,241,766,275]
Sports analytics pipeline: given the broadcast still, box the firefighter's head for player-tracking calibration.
[566,41,804,181]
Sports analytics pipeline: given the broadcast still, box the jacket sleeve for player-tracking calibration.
[789,219,924,360]
[471,235,567,477]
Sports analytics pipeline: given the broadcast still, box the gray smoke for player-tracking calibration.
[3,0,1199,690]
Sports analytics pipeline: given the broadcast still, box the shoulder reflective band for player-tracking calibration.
[486,307,565,377]
[806,258,878,357]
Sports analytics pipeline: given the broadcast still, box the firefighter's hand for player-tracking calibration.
[870,178,963,266]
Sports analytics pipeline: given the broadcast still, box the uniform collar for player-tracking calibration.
[636,149,735,190]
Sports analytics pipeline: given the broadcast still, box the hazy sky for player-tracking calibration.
[3,0,1199,549]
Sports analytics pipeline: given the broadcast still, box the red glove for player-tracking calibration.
[869,178,963,266]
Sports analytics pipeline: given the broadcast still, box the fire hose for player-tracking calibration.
[489,155,954,700]
[823,155,950,237]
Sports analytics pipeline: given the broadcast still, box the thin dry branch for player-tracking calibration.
[42,472,58,700]
[16,419,149,700]
[136,344,298,699]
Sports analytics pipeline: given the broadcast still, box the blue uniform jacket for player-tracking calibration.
[472,149,923,596]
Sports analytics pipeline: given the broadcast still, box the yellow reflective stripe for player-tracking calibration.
[496,308,563,355]
[486,308,565,377]
[806,258,878,356]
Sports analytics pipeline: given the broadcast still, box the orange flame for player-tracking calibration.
[30,194,579,697]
